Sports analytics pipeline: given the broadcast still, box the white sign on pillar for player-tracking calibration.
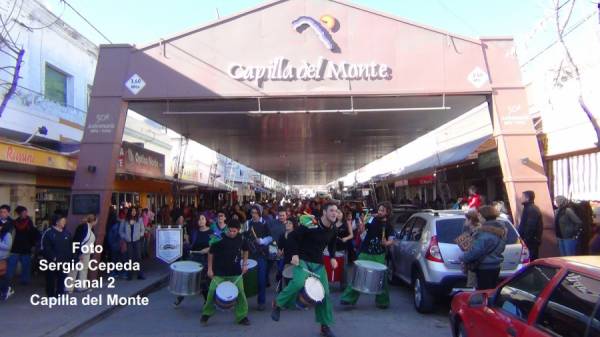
[155,227,183,263]
[125,73,146,95]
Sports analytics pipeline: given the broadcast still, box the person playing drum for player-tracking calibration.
[174,215,213,307]
[276,219,297,292]
[243,204,272,311]
[340,202,395,309]
[201,219,251,326]
[271,202,339,337]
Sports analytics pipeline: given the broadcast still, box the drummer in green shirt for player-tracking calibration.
[340,202,395,309]
[201,219,250,326]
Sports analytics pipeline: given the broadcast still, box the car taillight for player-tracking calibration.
[519,238,530,264]
[426,235,444,263]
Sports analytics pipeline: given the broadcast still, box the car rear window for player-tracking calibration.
[435,218,519,244]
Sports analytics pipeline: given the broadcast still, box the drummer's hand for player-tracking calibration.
[207,269,214,279]
[277,249,283,257]
[330,258,338,270]
[291,255,300,266]
[242,265,248,274]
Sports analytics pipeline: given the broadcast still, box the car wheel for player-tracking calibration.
[386,257,401,285]
[457,321,467,337]
[413,271,435,313]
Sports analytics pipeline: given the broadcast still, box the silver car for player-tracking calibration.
[387,211,529,313]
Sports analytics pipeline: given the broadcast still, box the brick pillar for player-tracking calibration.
[482,37,557,257]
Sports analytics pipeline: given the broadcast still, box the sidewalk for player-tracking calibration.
[0,258,169,337]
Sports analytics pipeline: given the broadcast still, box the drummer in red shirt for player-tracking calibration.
[201,219,250,326]
[467,185,482,210]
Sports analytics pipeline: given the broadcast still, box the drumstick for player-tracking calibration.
[251,227,258,240]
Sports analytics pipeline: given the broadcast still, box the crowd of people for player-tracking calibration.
[0,189,598,336]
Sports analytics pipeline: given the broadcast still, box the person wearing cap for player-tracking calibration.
[201,219,250,326]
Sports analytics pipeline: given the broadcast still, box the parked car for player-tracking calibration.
[387,211,530,313]
[390,205,421,228]
[450,256,600,337]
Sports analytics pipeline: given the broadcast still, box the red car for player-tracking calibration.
[450,256,600,337]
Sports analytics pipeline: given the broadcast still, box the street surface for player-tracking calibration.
[75,282,451,337]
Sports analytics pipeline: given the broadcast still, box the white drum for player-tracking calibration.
[215,281,239,310]
[298,276,325,307]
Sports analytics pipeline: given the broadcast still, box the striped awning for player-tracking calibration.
[551,151,600,201]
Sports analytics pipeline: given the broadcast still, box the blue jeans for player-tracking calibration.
[256,257,268,305]
[7,253,32,285]
[558,238,578,256]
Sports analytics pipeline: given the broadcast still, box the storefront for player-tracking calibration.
[113,141,170,210]
[0,139,77,226]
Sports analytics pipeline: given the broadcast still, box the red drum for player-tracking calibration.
[322,251,345,283]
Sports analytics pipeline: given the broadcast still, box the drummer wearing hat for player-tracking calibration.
[340,202,395,309]
[201,219,251,326]
[271,202,339,337]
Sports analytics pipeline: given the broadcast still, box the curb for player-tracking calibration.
[56,274,169,337]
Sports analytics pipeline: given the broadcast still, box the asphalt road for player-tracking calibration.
[74,281,452,337]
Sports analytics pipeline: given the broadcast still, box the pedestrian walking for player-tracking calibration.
[460,209,482,288]
[518,191,543,261]
[0,204,15,300]
[69,214,97,292]
[554,195,583,256]
[41,215,72,297]
[461,206,506,290]
[7,206,39,289]
[120,208,146,280]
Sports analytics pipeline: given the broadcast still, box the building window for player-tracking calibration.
[45,64,68,106]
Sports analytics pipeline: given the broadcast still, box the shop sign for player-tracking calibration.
[156,227,183,263]
[408,175,434,186]
[118,142,165,178]
[229,57,391,86]
[394,180,408,187]
[0,142,77,171]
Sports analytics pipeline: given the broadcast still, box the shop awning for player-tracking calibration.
[396,134,491,178]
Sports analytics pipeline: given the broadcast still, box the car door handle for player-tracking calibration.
[506,327,517,337]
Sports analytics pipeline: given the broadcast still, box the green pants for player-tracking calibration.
[341,253,389,307]
[275,260,333,326]
[202,275,248,323]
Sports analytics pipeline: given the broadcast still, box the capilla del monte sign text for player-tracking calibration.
[229,57,392,86]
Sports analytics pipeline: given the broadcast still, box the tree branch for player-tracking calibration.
[0,48,24,118]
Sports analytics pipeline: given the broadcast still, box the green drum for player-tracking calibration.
[242,259,258,298]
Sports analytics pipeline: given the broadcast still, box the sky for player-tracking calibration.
[38,0,573,46]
